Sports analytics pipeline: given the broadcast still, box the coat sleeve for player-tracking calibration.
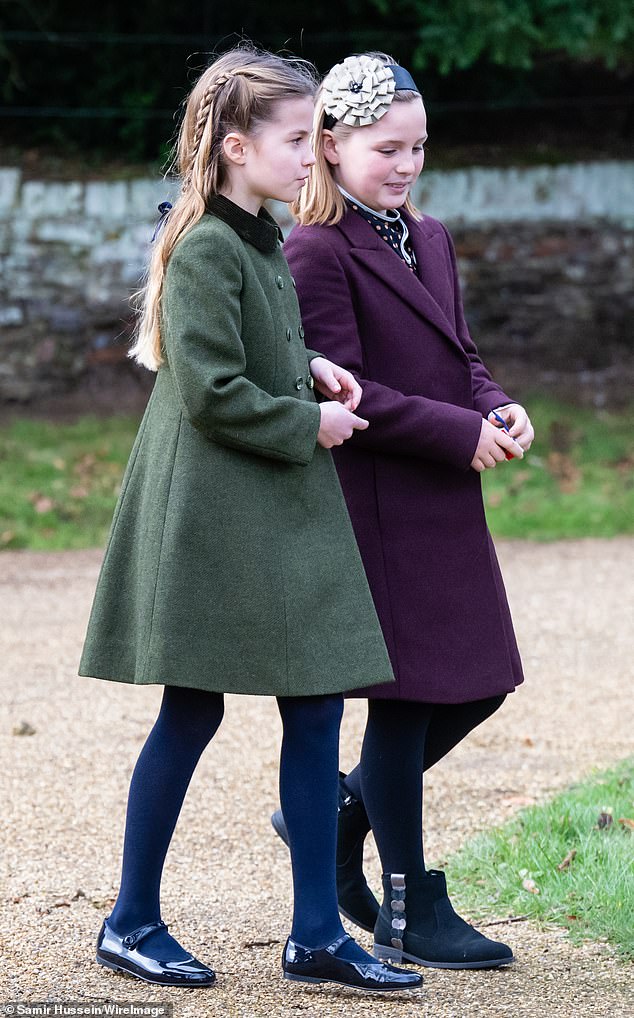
[285,229,483,470]
[438,222,515,418]
[162,228,321,466]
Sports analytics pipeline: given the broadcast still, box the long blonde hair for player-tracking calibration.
[130,46,317,370]
[292,53,423,227]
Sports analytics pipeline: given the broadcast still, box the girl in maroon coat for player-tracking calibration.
[272,53,535,969]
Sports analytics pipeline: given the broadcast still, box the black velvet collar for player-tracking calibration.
[206,194,283,253]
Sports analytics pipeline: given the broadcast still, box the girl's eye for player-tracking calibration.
[291,137,303,145]
[380,149,397,155]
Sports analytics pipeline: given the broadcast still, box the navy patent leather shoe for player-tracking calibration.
[96,917,216,987]
[282,932,422,991]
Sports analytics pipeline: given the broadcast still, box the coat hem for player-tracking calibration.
[78,666,395,698]
[345,669,523,704]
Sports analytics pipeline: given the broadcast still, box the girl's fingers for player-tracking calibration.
[508,416,528,437]
[496,430,524,458]
[349,412,369,430]
[314,362,341,392]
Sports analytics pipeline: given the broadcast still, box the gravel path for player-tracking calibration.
[1,540,632,1017]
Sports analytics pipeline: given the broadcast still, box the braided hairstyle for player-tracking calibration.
[131,45,317,370]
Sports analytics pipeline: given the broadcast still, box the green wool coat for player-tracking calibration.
[79,195,394,697]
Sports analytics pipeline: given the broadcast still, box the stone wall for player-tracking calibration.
[0,162,632,406]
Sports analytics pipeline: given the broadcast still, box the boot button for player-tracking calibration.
[306,375,314,390]
[286,327,292,342]
[276,275,284,289]
[295,376,304,390]
[291,276,297,288]
[298,324,305,338]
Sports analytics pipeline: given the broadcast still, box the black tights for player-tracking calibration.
[344,695,505,878]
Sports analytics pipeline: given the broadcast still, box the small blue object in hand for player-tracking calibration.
[490,409,509,432]
[490,409,516,459]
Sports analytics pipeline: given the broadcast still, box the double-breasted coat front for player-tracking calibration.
[284,208,524,704]
[79,197,394,698]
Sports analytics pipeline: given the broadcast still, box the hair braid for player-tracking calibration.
[130,44,317,371]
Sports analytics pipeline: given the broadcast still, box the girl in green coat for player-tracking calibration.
[79,46,421,995]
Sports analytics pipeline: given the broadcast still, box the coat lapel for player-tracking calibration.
[336,209,464,356]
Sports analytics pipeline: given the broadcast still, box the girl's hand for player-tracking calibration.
[488,404,535,451]
[310,356,362,411]
[317,402,369,448]
[471,418,524,472]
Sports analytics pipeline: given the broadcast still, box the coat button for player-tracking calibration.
[291,276,297,288]
[298,324,305,339]
[276,275,284,289]
[295,376,304,390]
[286,327,292,342]
[306,375,314,390]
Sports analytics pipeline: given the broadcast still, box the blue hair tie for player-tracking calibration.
[152,201,173,241]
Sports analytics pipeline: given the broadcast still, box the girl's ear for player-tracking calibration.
[222,132,247,166]
[322,130,340,166]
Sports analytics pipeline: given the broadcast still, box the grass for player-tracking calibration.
[0,397,633,550]
[482,398,634,539]
[0,416,140,551]
[444,758,634,958]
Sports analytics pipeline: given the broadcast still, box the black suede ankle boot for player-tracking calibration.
[373,870,514,969]
[271,772,379,933]
[335,774,379,932]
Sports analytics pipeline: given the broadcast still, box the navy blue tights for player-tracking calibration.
[108,686,362,961]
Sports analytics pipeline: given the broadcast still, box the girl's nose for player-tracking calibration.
[304,147,317,167]
[395,154,416,174]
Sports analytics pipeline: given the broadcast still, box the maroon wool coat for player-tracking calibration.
[284,208,524,703]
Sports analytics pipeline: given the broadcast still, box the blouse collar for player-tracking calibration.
[338,185,414,266]
[337,185,402,225]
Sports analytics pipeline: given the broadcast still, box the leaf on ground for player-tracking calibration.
[508,470,531,495]
[28,492,55,513]
[503,794,536,807]
[522,877,540,894]
[557,848,577,870]
[548,419,576,454]
[617,817,634,830]
[547,451,582,494]
[1,530,16,545]
[73,453,97,478]
[12,720,36,736]
[614,454,634,477]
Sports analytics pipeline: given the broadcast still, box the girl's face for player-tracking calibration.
[225,96,316,211]
[324,97,427,213]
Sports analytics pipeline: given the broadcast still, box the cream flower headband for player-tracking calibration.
[321,55,420,129]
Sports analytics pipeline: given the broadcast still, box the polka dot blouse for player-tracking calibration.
[338,186,417,272]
